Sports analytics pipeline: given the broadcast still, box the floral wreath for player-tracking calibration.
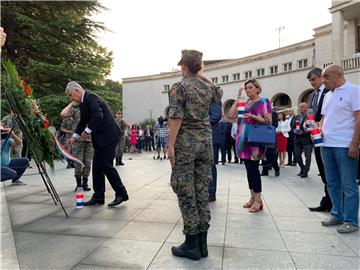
[2,61,61,170]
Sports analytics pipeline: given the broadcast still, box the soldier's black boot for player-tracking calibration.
[199,231,208,257]
[82,177,91,191]
[66,160,72,169]
[74,176,82,192]
[171,233,201,261]
[115,157,120,166]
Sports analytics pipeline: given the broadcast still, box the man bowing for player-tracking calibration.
[66,81,128,207]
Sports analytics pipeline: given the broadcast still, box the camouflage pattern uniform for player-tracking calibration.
[115,119,126,161]
[1,114,23,159]
[60,115,76,153]
[168,71,223,235]
[68,106,94,178]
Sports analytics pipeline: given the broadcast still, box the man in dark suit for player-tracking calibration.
[306,68,332,212]
[66,81,128,207]
[261,110,280,176]
[291,102,313,178]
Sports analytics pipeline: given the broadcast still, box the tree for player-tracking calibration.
[104,79,122,94]
[1,1,113,97]
[1,1,119,126]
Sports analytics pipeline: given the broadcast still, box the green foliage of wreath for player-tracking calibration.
[2,60,61,170]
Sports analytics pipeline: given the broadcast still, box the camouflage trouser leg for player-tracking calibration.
[115,136,125,160]
[170,140,212,235]
[73,141,94,177]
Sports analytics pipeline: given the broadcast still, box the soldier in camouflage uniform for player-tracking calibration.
[68,105,93,191]
[1,111,23,159]
[60,112,76,169]
[114,112,128,166]
[167,50,223,260]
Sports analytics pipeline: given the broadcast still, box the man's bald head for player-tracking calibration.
[299,102,308,114]
[322,65,345,90]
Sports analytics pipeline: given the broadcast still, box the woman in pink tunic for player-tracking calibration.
[227,79,272,213]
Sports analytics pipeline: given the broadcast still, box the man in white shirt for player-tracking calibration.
[286,108,296,166]
[320,65,360,233]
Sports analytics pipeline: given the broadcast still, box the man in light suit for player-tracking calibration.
[67,81,128,207]
[306,68,332,212]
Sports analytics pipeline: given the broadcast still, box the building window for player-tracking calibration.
[222,75,229,83]
[211,77,218,84]
[163,85,170,92]
[298,59,308,69]
[283,62,292,72]
[256,68,265,77]
[244,71,252,79]
[232,73,240,81]
[269,65,278,74]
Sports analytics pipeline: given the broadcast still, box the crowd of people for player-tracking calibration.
[1,28,359,261]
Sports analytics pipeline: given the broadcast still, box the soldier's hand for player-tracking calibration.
[67,137,76,146]
[168,146,175,167]
[80,131,89,140]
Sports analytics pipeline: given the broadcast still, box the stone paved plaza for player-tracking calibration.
[1,152,359,269]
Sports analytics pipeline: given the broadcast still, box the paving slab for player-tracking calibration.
[14,231,107,269]
[81,238,163,269]
[1,152,359,269]
[223,248,296,270]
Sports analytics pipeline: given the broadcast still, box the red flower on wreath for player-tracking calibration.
[24,86,31,96]
[44,119,49,128]
[19,78,31,96]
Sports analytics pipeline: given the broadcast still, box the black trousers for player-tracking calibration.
[232,139,239,162]
[314,146,332,208]
[213,143,221,164]
[225,139,233,162]
[262,148,279,173]
[244,159,262,193]
[92,139,128,199]
[294,139,313,174]
[144,136,152,151]
[286,132,295,164]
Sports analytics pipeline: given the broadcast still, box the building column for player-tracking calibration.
[332,10,344,65]
[345,19,357,57]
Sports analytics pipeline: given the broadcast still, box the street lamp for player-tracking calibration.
[275,26,285,48]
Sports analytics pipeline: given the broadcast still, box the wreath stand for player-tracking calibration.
[1,91,68,218]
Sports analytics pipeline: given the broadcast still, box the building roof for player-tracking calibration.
[122,38,315,83]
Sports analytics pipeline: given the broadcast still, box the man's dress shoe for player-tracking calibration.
[83,197,104,206]
[308,205,330,212]
[107,195,129,207]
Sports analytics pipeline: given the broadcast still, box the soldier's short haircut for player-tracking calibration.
[65,81,84,93]
[307,67,322,79]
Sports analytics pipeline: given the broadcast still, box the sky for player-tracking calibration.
[93,0,332,81]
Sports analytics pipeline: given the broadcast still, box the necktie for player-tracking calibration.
[312,89,320,114]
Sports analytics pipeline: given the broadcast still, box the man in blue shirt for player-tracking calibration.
[208,101,223,202]
[1,127,29,185]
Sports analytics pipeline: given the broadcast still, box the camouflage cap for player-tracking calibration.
[177,49,203,66]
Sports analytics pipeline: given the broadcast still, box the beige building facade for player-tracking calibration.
[123,0,360,124]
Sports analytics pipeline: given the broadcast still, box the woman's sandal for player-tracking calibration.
[243,198,255,208]
[249,200,263,213]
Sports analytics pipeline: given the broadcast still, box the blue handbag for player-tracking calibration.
[247,124,276,148]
